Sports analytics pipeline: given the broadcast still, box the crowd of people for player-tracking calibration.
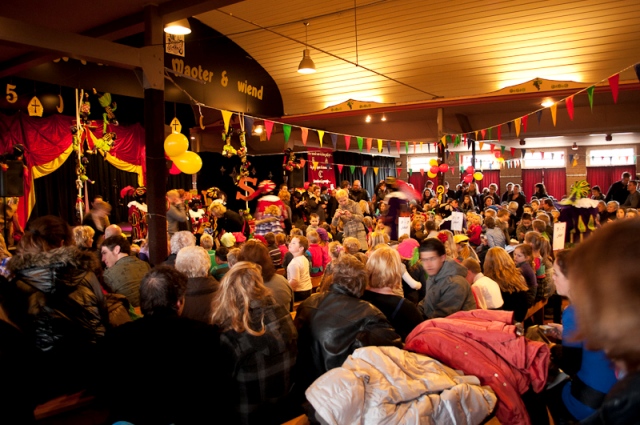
[0,172,639,424]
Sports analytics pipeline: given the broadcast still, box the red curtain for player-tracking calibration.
[586,165,637,194]
[522,169,543,202]
[477,170,500,194]
[544,168,566,200]
[408,173,429,195]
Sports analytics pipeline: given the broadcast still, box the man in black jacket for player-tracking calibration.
[605,171,631,204]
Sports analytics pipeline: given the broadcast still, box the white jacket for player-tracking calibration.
[306,346,497,425]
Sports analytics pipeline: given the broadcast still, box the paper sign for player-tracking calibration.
[553,222,567,251]
[451,212,464,232]
[398,216,411,239]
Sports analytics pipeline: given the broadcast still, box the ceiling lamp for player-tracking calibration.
[381,115,387,122]
[541,98,554,108]
[164,19,191,35]
[253,125,264,135]
[365,115,372,123]
[298,22,316,74]
[572,142,579,151]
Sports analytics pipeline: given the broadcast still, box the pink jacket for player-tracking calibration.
[405,310,550,425]
[308,243,329,277]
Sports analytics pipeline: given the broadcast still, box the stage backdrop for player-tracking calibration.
[307,147,336,189]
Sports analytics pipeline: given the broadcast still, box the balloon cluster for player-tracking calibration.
[427,158,449,178]
[462,165,484,184]
[164,132,202,175]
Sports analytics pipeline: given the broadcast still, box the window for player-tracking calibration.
[407,155,438,171]
[460,154,501,170]
[587,148,635,166]
[521,150,565,169]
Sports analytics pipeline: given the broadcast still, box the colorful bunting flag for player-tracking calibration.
[500,146,505,156]
[479,141,484,150]
[366,138,372,152]
[387,141,391,154]
[264,120,274,141]
[510,147,516,157]
[301,127,308,145]
[361,166,368,175]
[344,135,351,150]
[481,129,486,140]
[312,161,319,170]
[490,143,495,152]
[396,167,402,176]
[609,74,620,103]
[521,149,527,158]
[373,167,379,175]
[408,169,413,177]
[405,141,409,154]
[514,118,521,137]
[244,116,255,135]
[357,137,363,152]
[550,103,558,126]
[522,115,528,133]
[282,124,292,144]
[349,165,356,174]
[497,125,502,141]
[566,96,575,120]
[221,110,233,133]
[378,139,383,153]
[317,130,325,147]
[536,110,543,124]
[330,133,337,149]
[420,168,424,176]
[337,164,343,173]
[396,140,400,153]
[587,86,595,111]
[420,142,423,152]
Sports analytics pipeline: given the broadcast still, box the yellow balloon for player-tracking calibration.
[429,159,439,167]
[427,171,437,178]
[164,133,189,157]
[473,171,484,181]
[498,157,505,163]
[173,151,202,174]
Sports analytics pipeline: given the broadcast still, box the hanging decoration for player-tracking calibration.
[93,89,118,132]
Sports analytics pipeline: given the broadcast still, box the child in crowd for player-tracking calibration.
[484,216,506,249]
[363,216,374,235]
[306,213,320,234]
[264,232,282,268]
[287,235,313,301]
[307,230,330,277]
[532,219,550,241]
[213,246,230,281]
[466,214,482,247]
[342,237,368,264]
[410,219,425,242]
[319,241,343,292]
[512,243,538,306]
[524,232,550,291]
[516,213,533,243]
[227,248,241,268]
[625,208,637,219]
[616,208,626,220]
[275,232,288,265]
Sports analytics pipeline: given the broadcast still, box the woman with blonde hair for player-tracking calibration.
[437,230,457,260]
[483,247,529,322]
[331,189,368,249]
[367,230,389,251]
[319,241,343,292]
[72,225,96,250]
[362,246,424,340]
[210,261,297,424]
[342,236,368,264]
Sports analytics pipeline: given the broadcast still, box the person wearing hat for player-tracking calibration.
[454,234,479,263]
[396,238,427,304]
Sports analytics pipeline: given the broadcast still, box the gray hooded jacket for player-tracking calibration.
[421,259,476,319]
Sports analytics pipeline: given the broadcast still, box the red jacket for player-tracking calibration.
[405,310,550,425]
[467,223,482,245]
[308,243,329,277]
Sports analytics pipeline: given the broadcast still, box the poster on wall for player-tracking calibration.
[307,147,336,189]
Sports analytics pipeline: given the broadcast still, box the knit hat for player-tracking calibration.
[316,227,330,242]
[220,232,236,247]
[454,234,469,244]
[397,238,420,260]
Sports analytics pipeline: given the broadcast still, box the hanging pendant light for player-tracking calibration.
[298,22,316,74]
[164,19,191,35]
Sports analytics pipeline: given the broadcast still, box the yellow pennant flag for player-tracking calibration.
[474,131,478,141]
[373,167,379,175]
[221,110,233,133]
[420,142,423,152]
[377,139,383,153]
[550,103,558,126]
[317,130,325,147]
[479,141,484,150]
[312,161,319,170]
[514,118,521,137]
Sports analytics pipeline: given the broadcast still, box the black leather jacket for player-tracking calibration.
[581,370,640,425]
[294,284,402,391]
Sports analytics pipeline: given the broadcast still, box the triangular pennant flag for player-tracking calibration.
[551,153,555,160]
[405,141,409,154]
[608,74,620,103]
[413,142,416,153]
[587,86,595,111]
[500,146,505,156]
[427,142,431,153]
[455,135,461,147]
[373,167,379,175]
[456,153,459,163]
[361,166,368,175]
[221,110,233,133]
[408,169,413,177]
[301,127,308,145]
[490,143,495,152]
[522,115,528,133]
[317,130,325,147]
[541,152,545,159]
[481,129,486,140]
[396,140,400,153]
[488,127,492,140]
[536,110,543,124]
[550,103,558,126]
[344,135,351,150]
[357,137,363,152]
[497,125,502,141]
[337,164,344,173]
[510,147,516,157]
[420,168,424,176]
[441,136,446,145]
[330,133,337,150]
[282,124,292,143]
[514,118,521,137]
[396,167,402,176]
[312,161,319,170]
[264,120,274,141]
[378,139,383,153]
[366,138,372,152]
[244,116,255,135]
[463,133,467,144]
[479,141,484,150]
[635,64,640,82]
[349,165,356,174]
[521,149,527,158]
[420,142,424,152]
[386,141,390,154]
[507,122,512,133]
[566,96,575,120]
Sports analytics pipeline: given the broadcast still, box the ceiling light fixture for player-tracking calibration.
[519,138,526,146]
[381,115,387,122]
[572,142,579,151]
[605,134,613,142]
[298,22,316,74]
[541,98,554,108]
[365,115,371,123]
[164,19,191,35]
[253,125,264,135]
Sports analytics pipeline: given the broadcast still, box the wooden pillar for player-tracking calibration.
[143,5,167,265]
[437,108,445,187]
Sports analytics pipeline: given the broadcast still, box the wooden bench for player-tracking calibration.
[276,268,286,276]
[34,391,109,425]
[311,275,323,293]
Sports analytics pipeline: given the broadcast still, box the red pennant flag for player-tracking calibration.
[413,142,416,153]
[490,144,495,152]
[300,127,308,146]
[480,129,486,140]
[366,138,372,152]
[337,164,343,173]
[396,140,400,153]
[510,147,516,157]
[497,125,502,141]
[420,168,424,176]
[609,74,620,103]
[566,96,575,120]
[264,120,274,141]
[541,152,545,159]
[463,133,467,143]
[397,167,402,176]
[344,135,351,150]
[361,166,368,175]
[522,115,528,133]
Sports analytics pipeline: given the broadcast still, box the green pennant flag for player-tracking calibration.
[408,168,413,177]
[349,165,356,174]
[357,137,363,152]
[488,127,492,140]
[456,153,459,164]
[283,124,291,144]
[587,86,595,111]
[501,145,506,156]
[454,135,460,147]
[405,141,409,154]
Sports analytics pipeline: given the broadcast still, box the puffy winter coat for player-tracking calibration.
[420,259,477,319]
[306,346,497,425]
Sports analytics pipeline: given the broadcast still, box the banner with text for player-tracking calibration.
[307,147,337,189]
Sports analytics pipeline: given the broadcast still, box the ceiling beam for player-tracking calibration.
[159,0,243,23]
